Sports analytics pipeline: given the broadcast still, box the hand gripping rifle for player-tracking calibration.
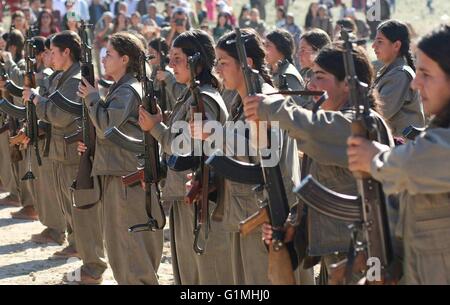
[22,28,42,181]
[293,30,395,285]
[228,28,301,284]
[184,52,217,255]
[66,20,100,208]
[123,52,166,232]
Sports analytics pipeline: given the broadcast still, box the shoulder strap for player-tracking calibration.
[401,65,415,80]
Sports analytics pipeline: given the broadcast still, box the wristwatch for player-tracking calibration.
[29,93,36,103]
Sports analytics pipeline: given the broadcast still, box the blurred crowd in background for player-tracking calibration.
[0,0,428,77]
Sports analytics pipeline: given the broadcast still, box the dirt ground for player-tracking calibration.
[0,190,174,285]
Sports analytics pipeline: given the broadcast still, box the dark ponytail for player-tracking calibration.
[378,20,415,71]
[172,29,219,89]
[266,29,295,64]
[51,30,82,63]
[216,28,273,86]
[418,25,450,128]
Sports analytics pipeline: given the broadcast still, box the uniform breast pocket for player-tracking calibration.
[413,194,450,233]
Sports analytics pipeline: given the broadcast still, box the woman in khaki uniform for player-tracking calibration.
[139,30,233,285]
[30,36,67,245]
[210,28,314,284]
[296,29,331,111]
[78,31,163,285]
[348,25,450,284]
[1,29,37,220]
[4,35,67,244]
[246,44,394,283]
[24,31,106,285]
[372,20,425,138]
[147,37,181,114]
[265,29,306,107]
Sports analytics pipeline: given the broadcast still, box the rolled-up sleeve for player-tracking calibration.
[371,128,450,195]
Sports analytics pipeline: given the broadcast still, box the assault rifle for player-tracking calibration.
[184,52,216,255]
[69,20,100,208]
[22,28,42,180]
[209,28,298,284]
[293,30,395,285]
[128,52,166,232]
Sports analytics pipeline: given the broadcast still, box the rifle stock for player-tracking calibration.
[239,205,269,236]
[9,131,26,146]
[121,168,144,186]
[127,52,166,232]
[233,28,299,283]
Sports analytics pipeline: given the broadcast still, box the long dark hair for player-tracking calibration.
[7,29,25,62]
[172,29,219,89]
[216,28,273,86]
[37,9,58,35]
[300,28,331,51]
[51,30,81,62]
[315,43,382,113]
[266,29,295,64]
[418,25,450,128]
[109,31,146,76]
[378,20,415,71]
[149,37,169,65]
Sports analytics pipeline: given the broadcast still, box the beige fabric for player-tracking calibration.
[374,57,425,137]
[100,175,163,284]
[151,84,232,284]
[0,131,18,196]
[371,127,450,284]
[169,200,234,284]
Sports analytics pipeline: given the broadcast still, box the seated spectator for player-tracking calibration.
[89,0,108,27]
[244,8,266,37]
[113,12,129,33]
[195,0,208,25]
[344,7,370,39]
[30,0,42,20]
[142,3,166,27]
[11,11,28,35]
[63,11,79,32]
[213,12,233,42]
[36,9,59,37]
[305,2,319,30]
[129,12,144,32]
[160,7,191,47]
[312,4,333,37]
[238,4,251,28]
[284,13,302,47]
[275,6,286,29]
[95,11,114,47]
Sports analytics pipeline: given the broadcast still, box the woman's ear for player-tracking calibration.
[246,57,254,69]
[122,54,130,66]
[63,47,71,58]
[393,40,402,54]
